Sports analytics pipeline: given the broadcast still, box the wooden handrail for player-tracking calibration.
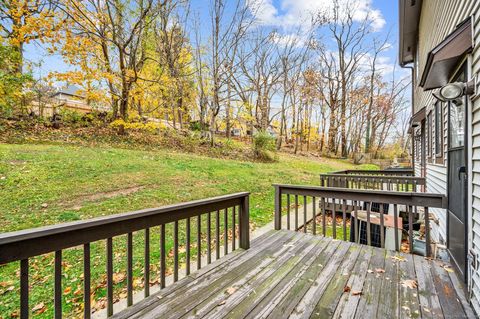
[328,168,414,176]
[274,184,446,258]
[0,192,250,318]
[319,173,426,191]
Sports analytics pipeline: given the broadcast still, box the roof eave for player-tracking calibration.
[398,0,422,67]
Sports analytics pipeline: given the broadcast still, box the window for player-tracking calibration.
[448,63,467,149]
[435,101,444,163]
[449,98,465,148]
[427,111,432,161]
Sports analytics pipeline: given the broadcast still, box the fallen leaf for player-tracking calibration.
[375,268,385,273]
[112,273,126,284]
[351,290,362,296]
[217,300,226,306]
[443,266,454,273]
[226,287,237,295]
[343,286,351,293]
[1,286,14,295]
[63,287,72,295]
[391,255,406,262]
[401,279,418,289]
[40,203,48,208]
[367,269,374,273]
[32,302,45,312]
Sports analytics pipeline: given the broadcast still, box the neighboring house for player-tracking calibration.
[399,0,480,313]
[30,85,109,117]
[52,85,109,113]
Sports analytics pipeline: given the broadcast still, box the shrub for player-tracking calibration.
[109,118,164,134]
[253,131,277,161]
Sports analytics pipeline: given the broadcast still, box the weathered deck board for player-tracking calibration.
[110,230,473,319]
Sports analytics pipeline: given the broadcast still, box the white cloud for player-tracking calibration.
[248,0,386,32]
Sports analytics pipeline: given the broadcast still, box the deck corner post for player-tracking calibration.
[424,206,431,257]
[274,185,282,230]
[239,194,250,250]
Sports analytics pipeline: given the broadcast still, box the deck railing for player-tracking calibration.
[274,184,446,257]
[0,193,250,319]
[329,168,414,176]
[320,173,426,192]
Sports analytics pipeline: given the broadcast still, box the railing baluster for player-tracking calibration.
[380,204,385,249]
[207,212,212,264]
[54,250,62,319]
[322,197,326,236]
[160,225,166,289]
[224,208,228,256]
[287,194,291,230]
[342,199,347,241]
[394,204,399,251]
[366,202,371,247]
[332,198,337,239]
[173,221,179,282]
[84,244,91,319]
[144,228,150,298]
[425,207,431,257]
[295,195,299,230]
[106,237,113,317]
[127,232,133,306]
[20,259,28,319]
[232,207,236,251]
[197,215,201,270]
[408,205,414,253]
[186,218,191,275]
[303,195,307,233]
[215,210,220,260]
[312,197,316,235]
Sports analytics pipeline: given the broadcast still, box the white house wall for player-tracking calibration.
[415,0,480,314]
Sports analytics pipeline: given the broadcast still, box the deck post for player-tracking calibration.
[274,185,282,230]
[239,194,250,250]
[425,207,431,257]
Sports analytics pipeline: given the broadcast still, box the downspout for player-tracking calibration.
[401,65,415,170]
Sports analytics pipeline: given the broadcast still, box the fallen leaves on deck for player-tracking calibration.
[401,279,418,289]
[390,255,406,262]
[343,286,351,293]
[351,290,363,296]
[226,286,237,295]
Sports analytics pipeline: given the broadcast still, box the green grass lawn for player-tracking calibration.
[0,143,375,318]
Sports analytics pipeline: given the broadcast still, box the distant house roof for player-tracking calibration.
[52,85,85,99]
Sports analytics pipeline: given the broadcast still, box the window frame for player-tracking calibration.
[427,110,433,162]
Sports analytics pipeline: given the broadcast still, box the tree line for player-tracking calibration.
[0,0,410,158]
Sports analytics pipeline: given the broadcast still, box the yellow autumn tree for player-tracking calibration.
[0,0,62,73]
[58,0,165,120]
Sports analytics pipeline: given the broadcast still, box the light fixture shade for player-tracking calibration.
[439,82,464,100]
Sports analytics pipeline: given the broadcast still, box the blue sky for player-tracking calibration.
[24,0,404,81]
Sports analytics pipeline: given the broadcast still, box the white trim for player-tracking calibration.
[468,54,474,254]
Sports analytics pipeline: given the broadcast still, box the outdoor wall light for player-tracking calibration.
[433,80,476,102]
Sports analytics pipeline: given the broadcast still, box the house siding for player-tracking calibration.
[413,0,480,314]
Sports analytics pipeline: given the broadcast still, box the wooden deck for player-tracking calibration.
[113,230,474,319]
